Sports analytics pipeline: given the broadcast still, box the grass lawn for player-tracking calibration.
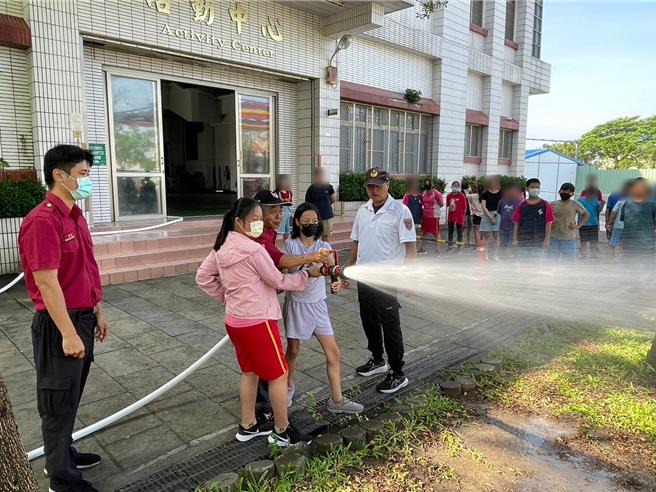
[201,323,656,491]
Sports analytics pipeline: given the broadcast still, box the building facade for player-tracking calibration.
[0,0,550,223]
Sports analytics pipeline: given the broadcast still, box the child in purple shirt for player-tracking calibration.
[497,184,523,248]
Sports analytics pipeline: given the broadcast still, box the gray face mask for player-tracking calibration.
[528,188,540,198]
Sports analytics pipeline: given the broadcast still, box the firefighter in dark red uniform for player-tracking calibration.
[18,145,109,492]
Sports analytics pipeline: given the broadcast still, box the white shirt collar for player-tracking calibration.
[365,194,394,213]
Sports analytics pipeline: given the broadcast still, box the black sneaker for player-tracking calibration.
[44,452,102,477]
[49,480,98,492]
[236,422,273,442]
[356,358,388,377]
[267,424,312,447]
[376,370,409,394]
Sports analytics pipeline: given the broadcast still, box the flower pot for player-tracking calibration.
[0,217,24,274]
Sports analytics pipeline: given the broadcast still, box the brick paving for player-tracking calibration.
[1,255,538,492]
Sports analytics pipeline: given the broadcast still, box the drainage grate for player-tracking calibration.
[117,314,532,491]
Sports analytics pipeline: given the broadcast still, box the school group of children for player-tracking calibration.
[401,174,626,259]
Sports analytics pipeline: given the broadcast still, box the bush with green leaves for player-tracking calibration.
[0,179,46,218]
[339,173,446,201]
[462,175,526,191]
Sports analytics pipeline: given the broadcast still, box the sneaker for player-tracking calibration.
[376,370,409,394]
[267,424,312,447]
[287,384,295,408]
[235,422,273,442]
[356,358,388,377]
[326,398,364,414]
[417,248,427,255]
[49,480,98,492]
[44,452,102,477]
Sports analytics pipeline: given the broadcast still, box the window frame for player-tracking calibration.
[532,0,543,58]
[464,124,484,158]
[339,102,433,175]
[470,0,484,27]
[505,0,516,42]
[498,129,514,160]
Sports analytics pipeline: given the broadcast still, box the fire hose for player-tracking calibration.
[25,246,343,460]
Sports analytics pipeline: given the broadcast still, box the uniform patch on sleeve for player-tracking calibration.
[404,218,413,230]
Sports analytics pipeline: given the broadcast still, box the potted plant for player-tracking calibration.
[0,178,46,274]
[404,88,422,105]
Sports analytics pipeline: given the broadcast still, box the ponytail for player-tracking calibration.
[213,197,260,251]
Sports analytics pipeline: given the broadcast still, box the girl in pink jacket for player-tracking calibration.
[196,198,320,447]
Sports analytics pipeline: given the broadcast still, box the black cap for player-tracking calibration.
[253,190,292,206]
[364,167,389,186]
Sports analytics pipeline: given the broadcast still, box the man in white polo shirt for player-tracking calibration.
[346,167,417,393]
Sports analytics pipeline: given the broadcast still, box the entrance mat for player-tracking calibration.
[117,313,538,491]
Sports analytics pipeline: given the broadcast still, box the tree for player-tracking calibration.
[579,116,656,169]
[0,373,39,491]
[417,0,448,19]
[544,141,578,160]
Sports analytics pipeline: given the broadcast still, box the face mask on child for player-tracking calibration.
[240,220,263,238]
[528,188,540,198]
[301,223,319,237]
[452,187,461,193]
[560,192,572,201]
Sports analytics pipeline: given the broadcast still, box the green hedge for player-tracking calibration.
[0,179,46,218]
[339,172,446,201]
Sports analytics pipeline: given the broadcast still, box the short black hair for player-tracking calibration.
[44,145,94,187]
[291,202,324,240]
[462,182,470,190]
[559,182,575,192]
[526,178,541,187]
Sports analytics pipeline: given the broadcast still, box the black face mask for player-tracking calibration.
[424,184,431,191]
[301,224,319,237]
[560,192,572,200]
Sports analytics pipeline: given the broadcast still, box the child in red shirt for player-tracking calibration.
[275,174,293,240]
[446,181,467,249]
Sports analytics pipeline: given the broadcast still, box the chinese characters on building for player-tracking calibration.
[145,0,283,42]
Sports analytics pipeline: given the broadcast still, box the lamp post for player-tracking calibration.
[325,34,352,86]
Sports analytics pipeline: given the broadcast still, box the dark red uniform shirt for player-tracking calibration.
[18,192,102,310]
[252,227,284,267]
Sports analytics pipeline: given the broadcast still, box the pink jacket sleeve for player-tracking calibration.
[195,251,226,303]
[251,248,309,292]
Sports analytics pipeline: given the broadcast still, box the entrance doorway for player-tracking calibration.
[161,81,237,216]
[107,72,275,220]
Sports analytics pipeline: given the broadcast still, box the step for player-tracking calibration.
[96,244,212,271]
[100,258,203,286]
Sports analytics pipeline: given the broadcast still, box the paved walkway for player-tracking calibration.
[1,257,534,491]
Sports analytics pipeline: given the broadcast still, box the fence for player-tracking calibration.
[576,168,656,195]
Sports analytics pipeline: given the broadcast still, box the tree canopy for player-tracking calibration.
[545,116,656,169]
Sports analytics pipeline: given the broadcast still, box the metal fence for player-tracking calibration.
[576,168,656,195]
[0,217,23,274]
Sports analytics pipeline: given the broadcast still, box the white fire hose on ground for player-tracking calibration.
[0,215,225,461]
[27,335,230,460]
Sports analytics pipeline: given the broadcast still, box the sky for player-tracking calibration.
[526,1,656,146]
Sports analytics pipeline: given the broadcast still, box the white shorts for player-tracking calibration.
[283,299,334,340]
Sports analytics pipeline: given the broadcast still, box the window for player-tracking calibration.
[339,102,433,174]
[532,0,543,58]
[464,124,484,157]
[470,0,484,26]
[505,0,515,41]
[499,129,514,159]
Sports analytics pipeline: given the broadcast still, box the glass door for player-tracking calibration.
[108,74,166,219]
[236,93,274,197]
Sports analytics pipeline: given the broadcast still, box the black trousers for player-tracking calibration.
[32,310,95,489]
[448,222,463,244]
[357,283,404,373]
[255,380,270,412]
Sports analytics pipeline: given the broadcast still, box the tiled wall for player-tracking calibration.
[0,46,33,168]
[340,35,433,96]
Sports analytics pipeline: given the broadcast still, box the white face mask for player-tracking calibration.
[528,188,540,198]
[247,220,264,238]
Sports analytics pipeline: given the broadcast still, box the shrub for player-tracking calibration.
[0,179,46,218]
[462,175,526,191]
[404,88,422,104]
[339,173,446,201]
